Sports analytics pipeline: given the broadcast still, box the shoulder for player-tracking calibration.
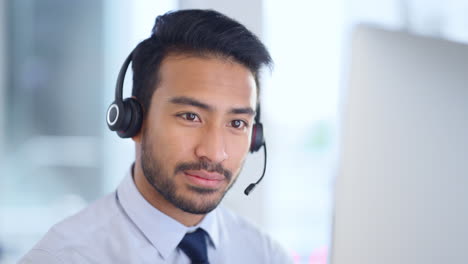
[18,249,63,264]
[19,193,133,263]
[215,206,293,263]
[49,192,122,240]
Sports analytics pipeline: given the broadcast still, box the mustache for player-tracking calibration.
[174,160,232,180]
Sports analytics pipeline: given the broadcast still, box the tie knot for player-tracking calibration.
[178,228,209,264]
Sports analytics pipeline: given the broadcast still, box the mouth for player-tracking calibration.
[183,170,225,189]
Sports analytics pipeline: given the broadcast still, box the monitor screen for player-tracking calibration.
[331,25,468,264]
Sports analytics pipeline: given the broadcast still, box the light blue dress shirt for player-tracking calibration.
[19,167,293,263]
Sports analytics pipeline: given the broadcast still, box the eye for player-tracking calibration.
[178,113,201,122]
[229,120,247,129]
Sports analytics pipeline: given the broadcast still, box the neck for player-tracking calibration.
[133,160,205,227]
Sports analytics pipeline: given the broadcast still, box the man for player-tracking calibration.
[19,9,292,264]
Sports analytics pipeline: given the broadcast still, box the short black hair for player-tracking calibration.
[131,9,272,115]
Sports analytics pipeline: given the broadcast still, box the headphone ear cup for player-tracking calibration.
[117,98,143,138]
[250,123,264,153]
[107,100,125,131]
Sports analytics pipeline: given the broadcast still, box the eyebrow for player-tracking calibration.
[229,107,255,116]
[169,96,256,116]
[170,96,212,110]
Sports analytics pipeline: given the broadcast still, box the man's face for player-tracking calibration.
[140,55,257,215]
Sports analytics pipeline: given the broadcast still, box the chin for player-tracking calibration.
[173,187,227,214]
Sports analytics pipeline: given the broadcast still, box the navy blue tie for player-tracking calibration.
[178,228,209,264]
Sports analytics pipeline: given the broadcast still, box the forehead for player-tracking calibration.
[153,55,257,109]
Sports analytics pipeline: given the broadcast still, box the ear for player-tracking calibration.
[132,123,143,163]
[132,121,144,143]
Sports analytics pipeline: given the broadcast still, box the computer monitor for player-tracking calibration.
[330,25,468,264]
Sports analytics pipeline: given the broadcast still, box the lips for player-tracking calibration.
[183,170,224,188]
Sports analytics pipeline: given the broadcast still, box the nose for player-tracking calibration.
[194,125,228,163]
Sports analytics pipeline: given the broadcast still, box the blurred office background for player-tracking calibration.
[1,0,468,263]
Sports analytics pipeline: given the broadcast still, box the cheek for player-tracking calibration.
[167,131,197,157]
[225,135,251,168]
[149,118,198,165]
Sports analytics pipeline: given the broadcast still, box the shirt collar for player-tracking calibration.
[117,165,220,259]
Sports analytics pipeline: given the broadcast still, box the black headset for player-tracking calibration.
[106,50,266,195]
[106,52,143,139]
